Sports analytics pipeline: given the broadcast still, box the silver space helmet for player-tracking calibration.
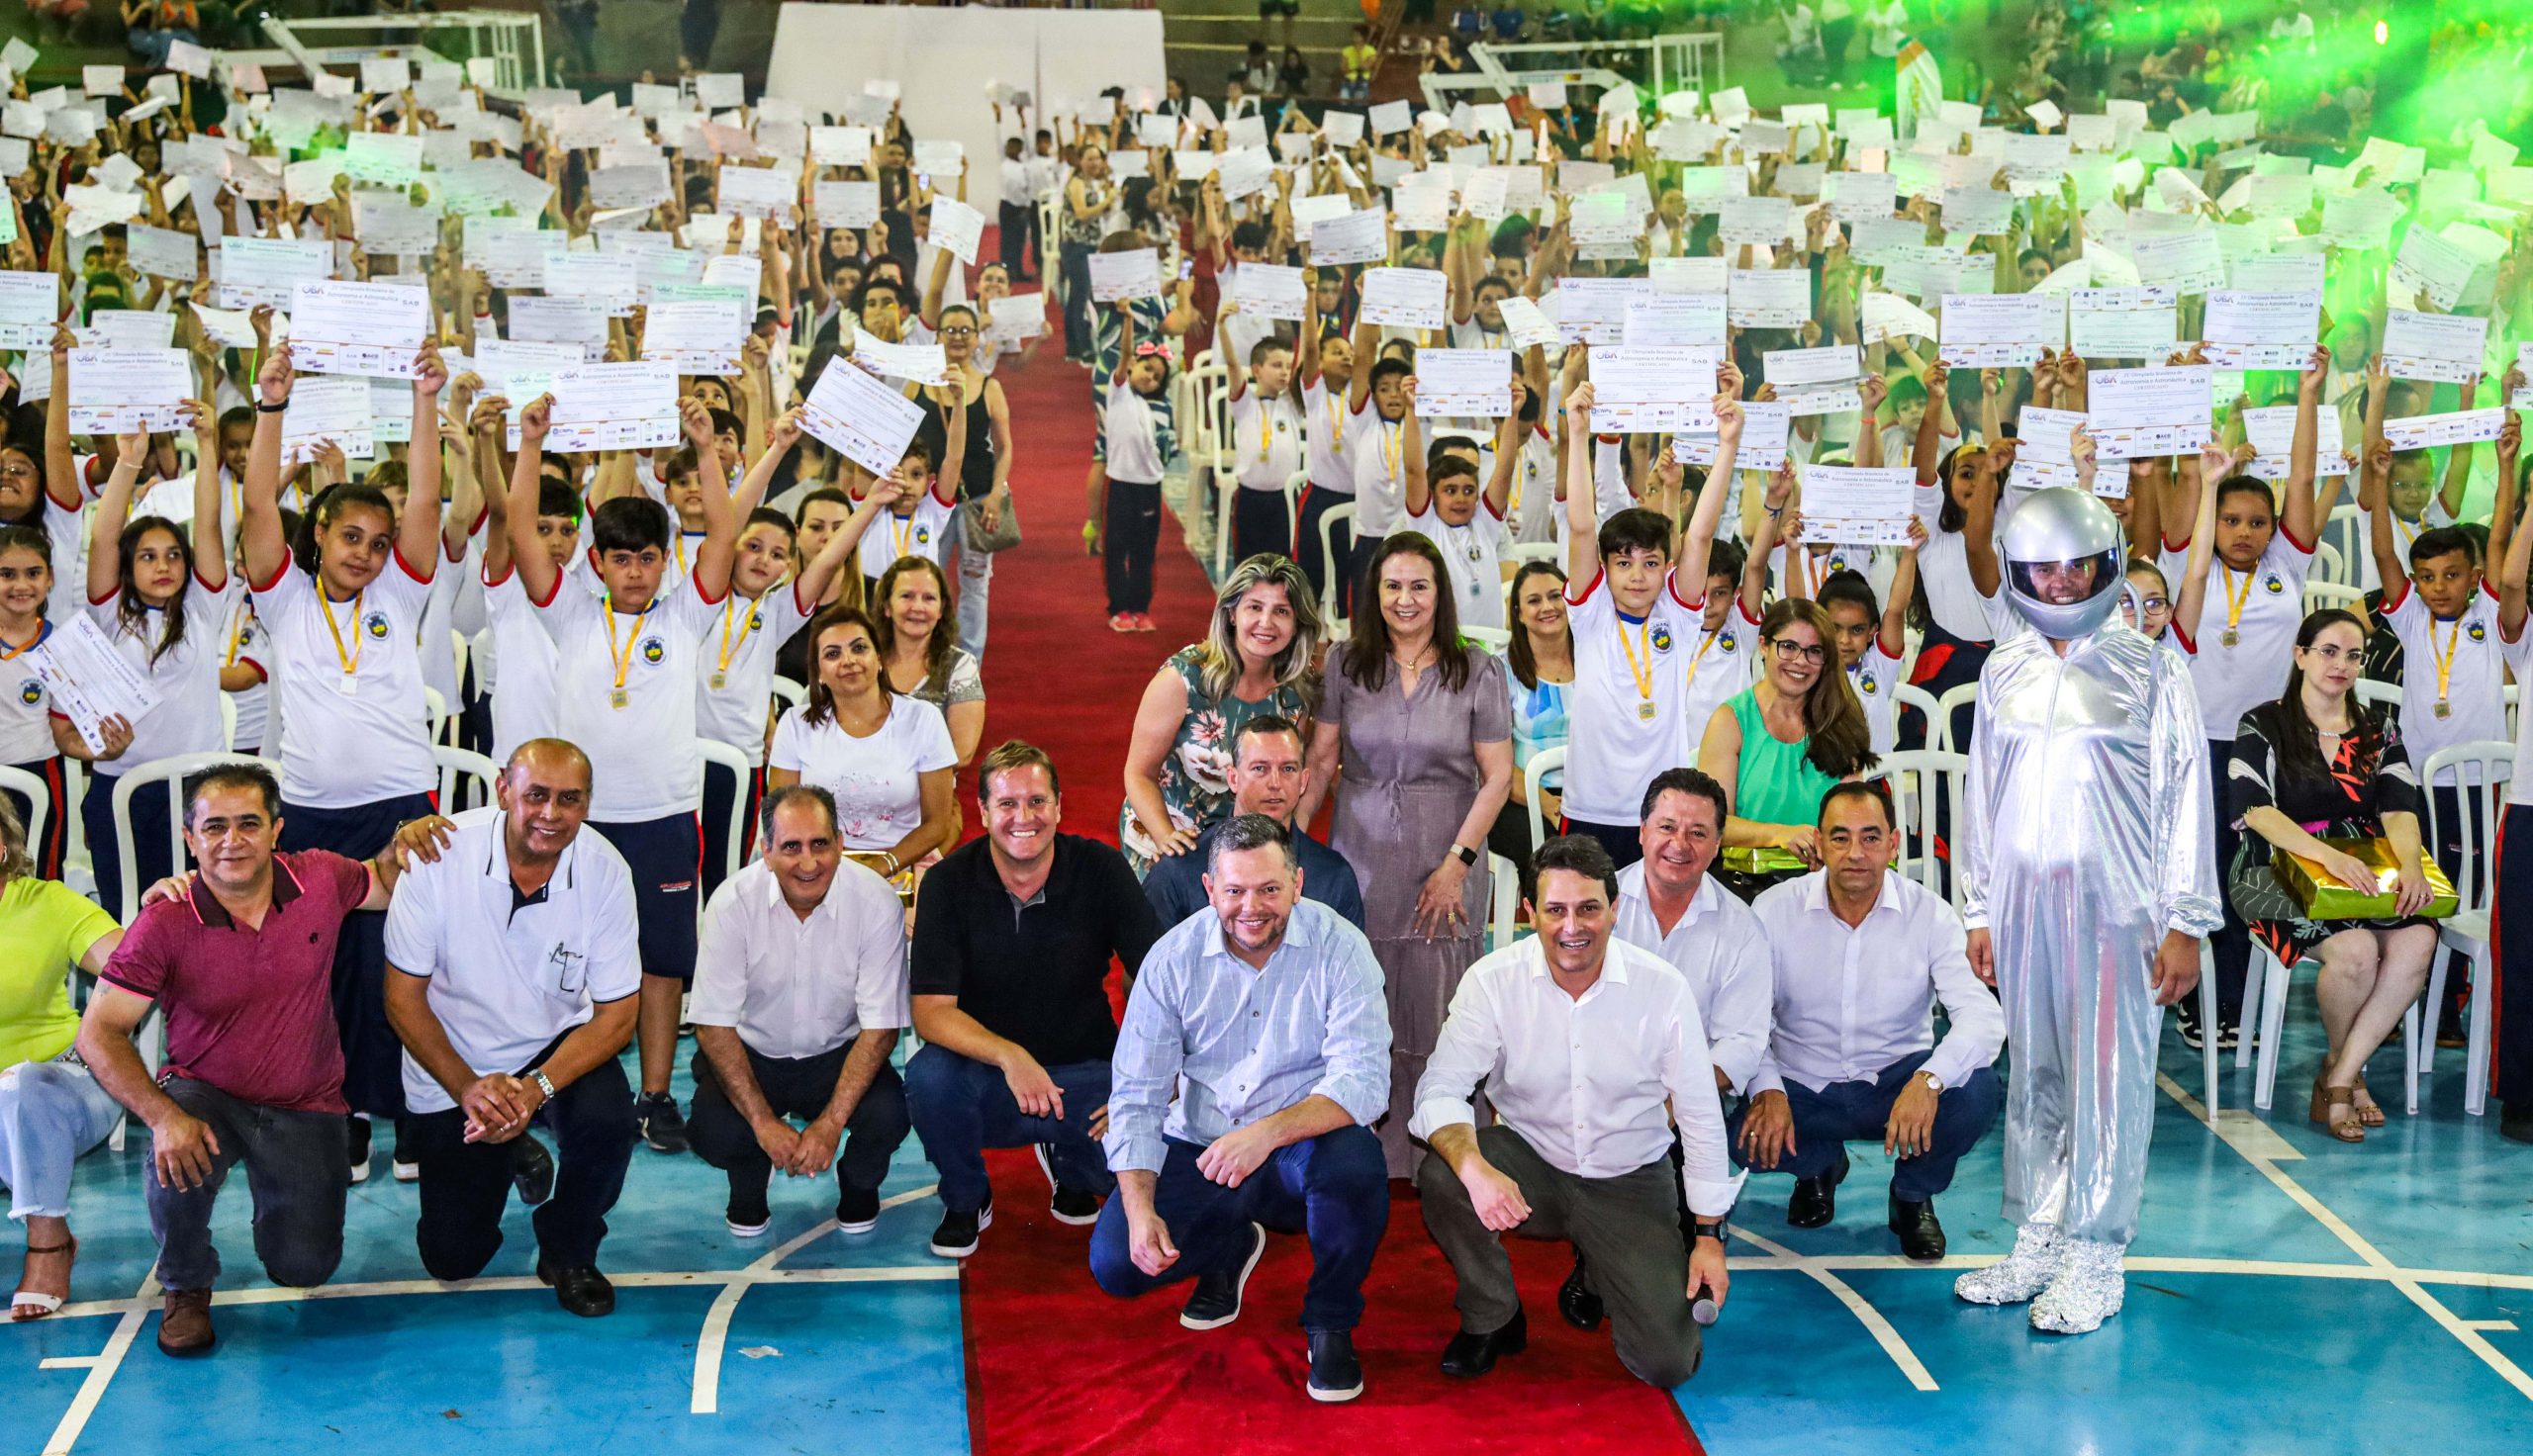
[2000,487,2126,638]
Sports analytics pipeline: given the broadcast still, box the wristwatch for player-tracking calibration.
[1450,843,1478,866]
[1692,1219,1729,1247]
[528,1068,557,1101]
[1917,1069,1945,1094]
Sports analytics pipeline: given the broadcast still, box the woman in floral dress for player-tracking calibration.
[1119,556,1325,875]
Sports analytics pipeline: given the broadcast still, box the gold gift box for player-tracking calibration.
[1722,846,1812,876]
[2272,838,2458,920]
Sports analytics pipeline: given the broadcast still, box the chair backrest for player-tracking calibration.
[422,685,448,747]
[1523,744,1566,862]
[1487,851,1522,954]
[2319,501,2363,587]
[433,745,502,815]
[1932,682,1979,754]
[1318,502,1358,635]
[1506,541,1561,568]
[112,752,269,923]
[1461,625,1511,655]
[2419,741,2513,914]
[2352,680,2401,715]
[770,675,806,712]
[219,691,237,752]
[0,764,47,871]
[1863,749,1971,907]
[2312,539,2345,590]
[2303,579,2366,617]
[697,739,755,884]
[1895,683,1940,745]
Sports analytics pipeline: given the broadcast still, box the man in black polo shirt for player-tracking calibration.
[1142,715,1365,933]
[907,741,1161,1258]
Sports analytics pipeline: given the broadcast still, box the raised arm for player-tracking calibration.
[86,432,149,605]
[2279,346,2330,544]
[239,343,294,587]
[2171,440,2228,642]
[683,397,740,600]
[2495,411,2527,640]
[1562,379,1599,587]
[505,395,562,605]
[396,343,449,579]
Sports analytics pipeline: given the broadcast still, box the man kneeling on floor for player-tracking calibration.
[1090,814,1391,1404]
[1412,835,1739,1388]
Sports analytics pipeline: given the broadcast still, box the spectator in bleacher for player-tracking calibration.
[1340,26,1378,102]
[1239,42,1275,99]
[1276,46,1312,100]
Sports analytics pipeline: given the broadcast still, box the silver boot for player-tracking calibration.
[2028,1237,2126,1334]
[1953,1223,2063,1306]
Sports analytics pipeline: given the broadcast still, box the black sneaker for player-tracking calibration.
[2215,1019,2242,1051]
[636,1092,690,1154]
[510,1135,554,1206]
[1179,1223,1266,1330]
[929,1195,993,1257]
[2174,1003,2205,1049]
[1306,1328,1365,1403]
[347,1115,372,1183]
[836,1184,882,1234]
[726,1198,772,1239]
[1034,1143,1100,1226]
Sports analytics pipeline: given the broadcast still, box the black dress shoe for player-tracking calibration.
[1787,1148,1849,1228]
[2501,1102,2533,1146]
[510,1135,554,1207]
[537,1256,616,1318]
[1440,1308,1528,1378]
[1557,1252,1605,1329]
[1888,1191,1945,1261]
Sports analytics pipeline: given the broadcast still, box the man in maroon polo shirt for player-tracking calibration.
[78,762,411,1357]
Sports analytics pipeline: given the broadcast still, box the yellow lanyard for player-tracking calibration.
[890,509,916,558]
[604,598,652,707]
[225,599,252,667]
[713,596,760,683]
[1324,394,1343,448]
[1257,401,1275,463]
[1377,421,1401,485]
[316,586,366,679]
[1615,613,1656,718]
[1682,624,1720,688]
[2218,564,2254,643]
[0,622,43,662]
[2428,614,2462,708]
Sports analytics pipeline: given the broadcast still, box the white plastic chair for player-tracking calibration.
[422,685,449,746]
[2304,579,2366,617]
[1895,683,1940,748]
[446,632,471,745]
[2352,680,2401,716]
[432,744,501,815]
[1318,502,1358,638]
[1523,744,1566,863]
[1506,542,1561,568]
[770,676,806,712]
[0,764,49,870]
[2320,501,2364,588]
[1462,625,1511,655]
[2312,540,2345,590]
[1862,750,1968,908]
[698,739,754,886]
[1487,851,1521,954]
[2420,741,2512,1117]
[1931,682,1979,753]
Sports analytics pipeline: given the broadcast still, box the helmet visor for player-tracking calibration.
[2008,551,2121,610]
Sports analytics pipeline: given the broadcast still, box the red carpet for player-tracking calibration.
[956,289,1703,1454]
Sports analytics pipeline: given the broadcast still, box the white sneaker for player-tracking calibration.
[1953,1223,2063,1307]
[726,1216,772,1239]
[392,1159,421,1184]
[2029,1237,2127,1334]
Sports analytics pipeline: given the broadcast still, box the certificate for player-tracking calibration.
[1213,148,1273,202]
[2068,286,2179,359]
[2390,228,2477,311]
[280,376,376,465]
[2009,406,2090,493]
[1413,348,1511,417]
[2380,309,2487,385]
[810,126,873,167]
[1623,295,1726,348]
[2381,409,2507,453]
[984,293,1047,346]
[1587,346,1722,434]
[127,223,198,282]
[216,236,331,309]
[1719,196,1793,247]
[852,327,949,388]
[814,181,881,229]
[928,198,985,267]
[1939,186,2014,235]
[548,362,680,452]
[2318,191,2399,251]
[1727,268,1808,328]
[1555,278,1649,345]
[2087,364,2214,460]
[1358,267,1448,329]
[1825,171,1897,224]
[66,348,191,433]
[716,164,797,222]
[2227,251,2324,294]
[1764,343,1861,390]
[1674,401,1792,472]
[80,310,174,352]
[1232,262,1307,322]
[290,280,430,377]
[910,139,962,177]
[641,292,748,375]
[0,269,58,348]
[31,614,163,756]
[1648,256,1728,295]
[1937,293,2065,368]
[2198,290,2320,370]
[2240,405,2347,480]
[1309,208,1388,266]
[2124,230,2226,295]
[1494,295,1559,351]
[590,161,672,212]
[1800,466,1919,545]
[799,355,927,477]
[1088,248,1162,304]
[505,296,609,354]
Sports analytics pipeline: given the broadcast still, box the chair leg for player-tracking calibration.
[2235,949,2264,1072]
[2422,952,2453,1082]
[2465,947,2493,1118]
[2401,1002,2421,1117]
[2199,946,2221,1118]
[2253,950,2291,1114]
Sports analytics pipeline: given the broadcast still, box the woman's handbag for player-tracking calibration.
[963,495,1021,554]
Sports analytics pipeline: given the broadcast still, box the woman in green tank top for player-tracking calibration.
[1697,598,1881,870]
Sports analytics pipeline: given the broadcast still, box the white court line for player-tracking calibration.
[2157,1072,2533,1403]
[691,1182,940,1415]
[1726,1227,1942,1392]
[42,1271,155,1456]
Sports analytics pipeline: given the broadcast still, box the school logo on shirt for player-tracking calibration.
[14,679,39,706]
[640,637,667,665]
[748,612,765,632]
[914,526,933,547]
[1719,632,1739,654]
[2467,621,2486,642]
[1858,671,1878,694]
[1829,554,1851,574]
[1649,625,1675,653]
[2262,575,2284,595]
[362,610,392,640]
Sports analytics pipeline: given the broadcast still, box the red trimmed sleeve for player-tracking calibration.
[1565,567,1604,607]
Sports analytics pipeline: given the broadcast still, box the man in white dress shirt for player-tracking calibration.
[1554,768,1775,1331]
[1736,783,2004,1261]
[1412,836,1739,1389]
[687,785,911,1238]
[382,740,641,1318]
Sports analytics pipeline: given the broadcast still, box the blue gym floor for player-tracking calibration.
[10,1017,2531,1456]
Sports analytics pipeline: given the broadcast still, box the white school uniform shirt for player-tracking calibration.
[2503,618,2533,809]
[1213,271,1276,375]
[2355,505,2454,593]
[1612,863,1775,1093]
[1678,600,1761,762]
[767,694,957,851]
[1447,315,1512,353]
[2162,530,2315,742]
[1302,377,1359,494]
[1916,527,2004,643]
[2383,580,2508,788]
[691,858,909,1060]
[1347,406,1408,537]
[251,556,439,808]
[381,806,642,1115]
[479,559,592,766]
[1848,638,1906,757]
[1227,383,1305,492]
[1405,496,1510,630]
[1103,381,1169,487]
[1587,436,1638,524]
[1746,868,2007,1096]
[854,487,958,582]
[1560,567,1709,826]
[222,595,271,751]
[85,573,243,766]
[693,580,815,766]
[1505,428,1560,546]
[999,156,1037,210]
[914,241,970,307]
[530,566,723,824]
[0,620,58,763]
[417,539,467,713]
[1787,541,1898,606]
[1406,934,1743,1218]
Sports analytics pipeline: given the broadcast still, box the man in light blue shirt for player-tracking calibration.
[1092,815,1391,1405]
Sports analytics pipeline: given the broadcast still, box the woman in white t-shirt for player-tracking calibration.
[75,415,240,920]
[766,605,958,870]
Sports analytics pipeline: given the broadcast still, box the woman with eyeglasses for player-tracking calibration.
[1697,598,1880,899]
[907,302,1011,658]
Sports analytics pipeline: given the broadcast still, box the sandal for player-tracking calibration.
[2349,1076,2388,1129]
[10,1235,75,1320]
[2316,1084,2365,1143]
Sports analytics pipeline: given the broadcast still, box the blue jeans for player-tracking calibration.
[1728,1050,2002,1202]
[904,1045,1115,1215]
[1088,1127,1388,1332]
[0,1060,125,1221]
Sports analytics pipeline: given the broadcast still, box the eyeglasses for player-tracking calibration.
[1767,639,1828,665]
[939,325,978,338]
[2135,596,2171,613]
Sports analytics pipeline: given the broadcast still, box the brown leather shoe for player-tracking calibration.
[157,1289,215,1355]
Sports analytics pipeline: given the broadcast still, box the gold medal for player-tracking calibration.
[1638,699,1657,721]
[2219,628,2239,648]
[707,671,726,690]
[2433,699,2453,720]
[609,687,629,709]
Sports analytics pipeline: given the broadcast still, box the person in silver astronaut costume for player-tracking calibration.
[1952,487,2222,1334]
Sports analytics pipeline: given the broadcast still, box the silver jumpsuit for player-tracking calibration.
[1959,616,2221,1244]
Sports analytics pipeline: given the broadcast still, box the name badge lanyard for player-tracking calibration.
[604,597,653,710]
[2428,615,2462,720]
[317,585,367,696]
[2217,564,2254,648]
[709,597,759,691]
[1617,615,1658,721]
